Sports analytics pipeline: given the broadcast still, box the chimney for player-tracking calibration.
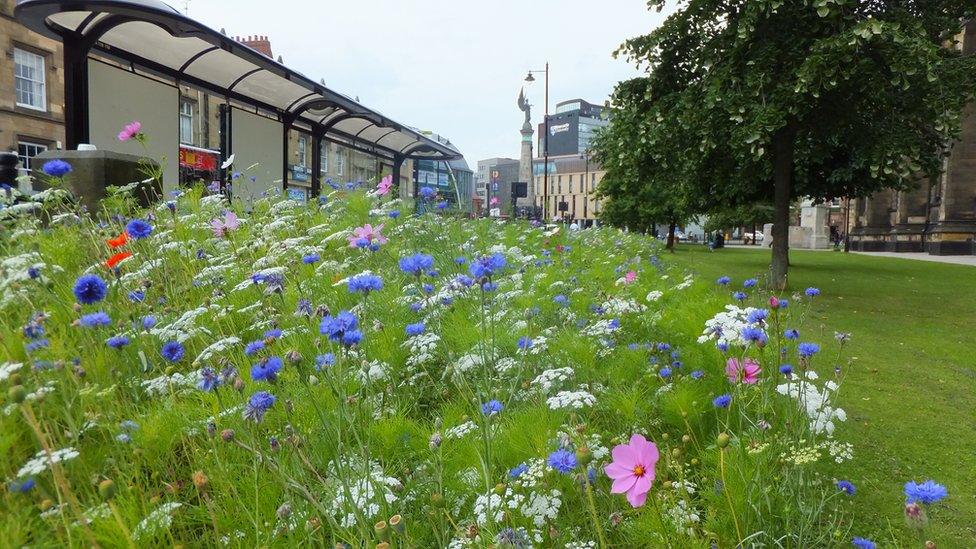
[234,34,273,58]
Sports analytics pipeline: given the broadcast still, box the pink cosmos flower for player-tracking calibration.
[624,270,637,284]
[605,434,659,507]
[211,211,239,237]
[377,175,393,196]
[726,357,761,384]
[117,121,142,142]
[346,223,388,248]
[490,196,500,206]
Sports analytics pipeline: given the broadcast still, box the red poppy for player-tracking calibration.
[107,232,128,248]
[105,252,132,269]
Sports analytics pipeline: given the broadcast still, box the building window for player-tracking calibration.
[591,173,596,191]
[17,140,48,172]
[179,100,194,145]
[297,136,308,167]
[336,147,345,176]
[320,143,328,175]
[14,48,46,111]
[569,174,574,193]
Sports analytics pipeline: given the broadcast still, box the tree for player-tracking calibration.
[614,1,976,288]
[591,78,697,252]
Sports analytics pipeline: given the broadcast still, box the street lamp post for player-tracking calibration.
[525,63,549,222]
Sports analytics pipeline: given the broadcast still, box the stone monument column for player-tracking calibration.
[517,88,535,209]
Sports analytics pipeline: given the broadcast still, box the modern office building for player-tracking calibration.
[476,157,520,214]
[532,154,606,226]
[537,99,609,157]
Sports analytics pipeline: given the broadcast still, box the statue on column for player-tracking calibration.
[517,87,532,131]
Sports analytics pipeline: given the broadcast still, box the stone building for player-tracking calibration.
[0,0,65,174]
[850,21,976,255]
[532,154,606,226]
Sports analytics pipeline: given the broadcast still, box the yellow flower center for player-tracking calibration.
[633,464,645,477]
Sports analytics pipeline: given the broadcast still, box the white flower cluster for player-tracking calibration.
[776,373,847,435]
[357,360,389,384]
[0,361,23,382]
[193,336,241,365]
[325,459,401,527]
[672,273,695,290]
[546,389,597,410]
[646,290,664,302]
[141,371,201,397]
[698,304,763,347]
[403,332,440,367]
[455,353,484,373]
[445,420,479,439]
[17,447,80,477]
[666,498,701,536]
[4,382,55,416]
[580,319,620,338]
[602,297,646,316]
[531,367,575,395]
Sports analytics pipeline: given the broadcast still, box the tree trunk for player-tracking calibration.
[666,220,677,252]
[770,127,796,290]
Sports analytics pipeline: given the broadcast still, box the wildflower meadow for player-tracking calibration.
[0,155,952,547]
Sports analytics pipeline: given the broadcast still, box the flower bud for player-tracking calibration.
[428,432,442,450]
[277,503,291,519]
[192,470,208,491]
[430,493,445,508]
[8,385,26,404]
[286,350,302,364]
[925,542,936,549]
[717,432,731,448]
[233,377,245,392]
[576,446,593,466]
[220,429,235,442]
[681,434,691,444]
[374,520,390,542]
[904,502,928,529]
[375,543,390,549]
[98,479,116,500]
[389,513,404,534]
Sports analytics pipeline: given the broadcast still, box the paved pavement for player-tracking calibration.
[719,243,976,266]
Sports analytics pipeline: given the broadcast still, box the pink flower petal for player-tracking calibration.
[611,443,638,468]
[610,474,638,494]
[626,487,649,508]
[632,473,653,495]
[604,462,633,480]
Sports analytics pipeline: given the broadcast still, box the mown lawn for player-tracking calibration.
[671,244,976,546]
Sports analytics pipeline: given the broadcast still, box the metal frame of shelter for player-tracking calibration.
[14,0,460,197]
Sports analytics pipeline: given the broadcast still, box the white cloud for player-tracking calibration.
[187,0,668,164]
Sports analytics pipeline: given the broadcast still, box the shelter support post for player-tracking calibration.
[63,34,91,150]
[311,132,322,198]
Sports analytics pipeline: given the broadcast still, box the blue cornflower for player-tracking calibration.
[553,294,569,306]
[805,287,821,297]
[8,477,36,493]
[295,298,313,317]
[73,274,108,305]
[904,480,948,504]
[127,290,145,303]
[547,449,577,473]
[436,200,448,210]
[717,341,730,353]
[315,353,335,370]
[419,186,437,200]
[251,356,283,382]
[116,433,132,444]
[482,281,498,292]
[656,342,671,352]
[732,291,747,301]
[779,364,794,376]
[405,322,425,337]
[348,274,383,295]
[509,463,528,478]
[836,480,856,495]
[27,266,41,279]
[243,391,276,423]
[160,340,185,362]
[388,210,400,219]
[469,253,507,281]
[80,311,111,328]
[25,339,49,352]
[422,283,435,294]
[798,343,820,358]
[690,370,704,380]
[302,253,320,264]
[41,159,72,177]
[244,340,265,356]
[125,219,153,239]
[106,335,130,349]
[716,276,731,285]
[409,302,423,312]
[141,315,157,330]
[742,327,768,346]
[197,367,220,391]
[342,330,363,347]
[517,336,533,350]
[320,311,358,342]
[851,537,876,549]
[264,328,282,340]
[454,274,474,288]
[779,299,789,308]
[399,253,434,276]
[119,419,139,431]
[713,394,732,408]
[23,322,44,339]
[746,309,768,324]
[454,256,467,265]
[481,400,503,416]
[659,367,672,378]
[743,278,758,288]
[440,296,453,306]
[784,329,799,340]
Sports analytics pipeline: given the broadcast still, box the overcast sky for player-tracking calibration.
[185,0,668,165]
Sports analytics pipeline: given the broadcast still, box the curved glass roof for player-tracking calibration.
[15,0,459,161]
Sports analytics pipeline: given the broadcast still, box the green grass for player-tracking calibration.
[671,244,976,545]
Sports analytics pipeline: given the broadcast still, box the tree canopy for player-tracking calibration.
[597,0,976,287]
